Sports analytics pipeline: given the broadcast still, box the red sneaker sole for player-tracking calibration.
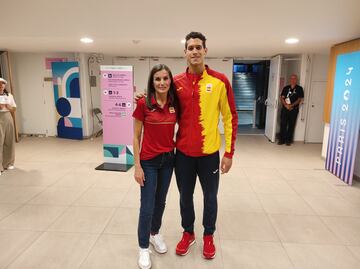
[176,240,195,256]
[203,252,216,259]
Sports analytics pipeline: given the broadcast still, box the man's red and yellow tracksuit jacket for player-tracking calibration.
[174,65,238,159]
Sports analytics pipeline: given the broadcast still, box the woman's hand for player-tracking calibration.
[0,104,5,110]
[134,165,145,186]
[5,104,12,111]
[134,93,146,102]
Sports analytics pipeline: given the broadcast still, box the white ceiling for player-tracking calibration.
[1,0,359,57]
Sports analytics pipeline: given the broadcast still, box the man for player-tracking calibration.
[173,32,238,259]
[135,32,238,259]
[278,74,304,146]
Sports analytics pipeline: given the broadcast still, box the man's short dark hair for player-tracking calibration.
[185,32,207,49]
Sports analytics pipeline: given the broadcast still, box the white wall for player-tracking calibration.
[283,58,302,82]
[76,53,92,137]
[290,54,329,142]
[150,57,187,78]
[112,57,150,93]
[11,52,76,135]
[304,54,329,143]
[0,53,12,92]
[293,54,310,141]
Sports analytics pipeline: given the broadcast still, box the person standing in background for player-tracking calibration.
[0,78,16,175]
[278,74,304,146]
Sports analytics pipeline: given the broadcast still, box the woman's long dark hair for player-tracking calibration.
[146,64,177,110]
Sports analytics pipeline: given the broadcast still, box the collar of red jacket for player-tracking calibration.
[185,65,209,80]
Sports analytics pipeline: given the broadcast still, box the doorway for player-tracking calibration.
[232,60,270,135]
[263,55,303,143]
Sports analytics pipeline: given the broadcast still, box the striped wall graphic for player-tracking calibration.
[325,51,360,185]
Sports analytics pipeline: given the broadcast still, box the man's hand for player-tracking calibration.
[134,93,146,102]
[134,165,145,186]
[286,104,293,111]
[220,156,233,174]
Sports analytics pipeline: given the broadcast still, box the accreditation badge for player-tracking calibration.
[0,95,9,105]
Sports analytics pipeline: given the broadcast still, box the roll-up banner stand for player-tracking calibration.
[326,51,360,185]
[96,65,134,172]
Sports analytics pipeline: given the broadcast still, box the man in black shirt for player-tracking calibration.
[278,74,304,146]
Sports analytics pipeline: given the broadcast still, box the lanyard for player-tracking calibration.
[287,87,296,98]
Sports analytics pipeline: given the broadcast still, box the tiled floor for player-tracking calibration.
[0,136,359,269]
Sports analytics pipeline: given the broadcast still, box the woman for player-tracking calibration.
[0,78,16,175]
[132,64,177,269]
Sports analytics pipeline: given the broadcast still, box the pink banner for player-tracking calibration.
[100,65,134,165]
[45,57,67,70]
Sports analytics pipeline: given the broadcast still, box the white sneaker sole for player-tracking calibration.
[176,240,196,256]
[138,261,151,269]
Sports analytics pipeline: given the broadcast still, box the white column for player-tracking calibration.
[75,52,92,137]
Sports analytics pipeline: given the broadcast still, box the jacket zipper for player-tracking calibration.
[190,81,194,153]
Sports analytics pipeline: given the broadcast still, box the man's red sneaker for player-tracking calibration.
[176,232,195,256]
[203,235,216,259]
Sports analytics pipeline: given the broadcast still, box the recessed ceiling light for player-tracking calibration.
[285,38,299,44]
[80,37,94,44]
[181,39,186,44]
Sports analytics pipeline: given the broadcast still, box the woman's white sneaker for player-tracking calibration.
[138,248,151,269]
[7,165,15,170]
[150,233,167,254]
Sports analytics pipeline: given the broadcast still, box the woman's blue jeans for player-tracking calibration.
[138,151,174,248]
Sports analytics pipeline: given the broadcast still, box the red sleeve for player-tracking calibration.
[132,97,146,122]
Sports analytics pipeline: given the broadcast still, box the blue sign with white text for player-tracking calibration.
[326,51,360,185]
